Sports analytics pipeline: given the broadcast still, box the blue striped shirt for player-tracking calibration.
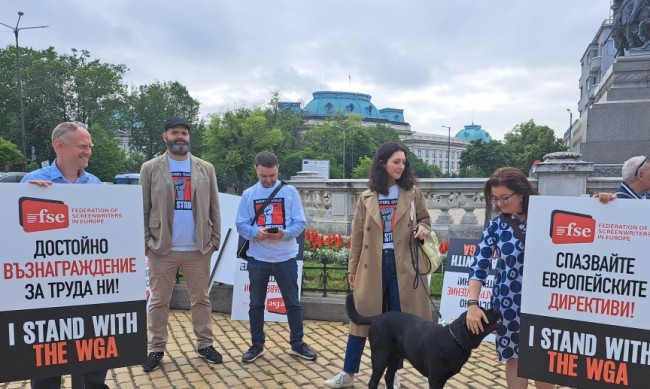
[615,182,650,199]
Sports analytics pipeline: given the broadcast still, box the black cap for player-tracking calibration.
[163,118,190,131]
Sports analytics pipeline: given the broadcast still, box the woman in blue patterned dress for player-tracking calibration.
[466,167,553,389]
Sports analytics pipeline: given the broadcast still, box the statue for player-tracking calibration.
[611,0,650,54]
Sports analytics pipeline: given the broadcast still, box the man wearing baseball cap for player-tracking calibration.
[140,118,222,371]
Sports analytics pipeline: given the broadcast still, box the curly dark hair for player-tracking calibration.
[483,166,537,224]
[368,142,418,195]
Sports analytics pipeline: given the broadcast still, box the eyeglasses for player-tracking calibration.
[634,156,649,177]
[490,193,517,204]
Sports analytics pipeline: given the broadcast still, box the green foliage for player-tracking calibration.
[124,81,200,159]
[86,124,126,182]
[203,108,284,194]
[367,123,401,145]
[409,151,441,178]
[503,120,568,173]
[352,156,372,179]
[459,140,515,177]
[123,151,147,173]
[0,47,127,165]
[0,136,24,170]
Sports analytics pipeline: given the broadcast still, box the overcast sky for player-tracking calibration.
[0,0,612,140]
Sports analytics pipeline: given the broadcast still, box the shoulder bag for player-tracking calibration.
[410,200,441,275]
[237,181,286,260]
[501,215,526,244]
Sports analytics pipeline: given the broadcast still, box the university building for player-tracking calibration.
[280,91,493,175]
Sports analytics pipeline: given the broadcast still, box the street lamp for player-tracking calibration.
[441,125,451,175]
[0,12,48,171]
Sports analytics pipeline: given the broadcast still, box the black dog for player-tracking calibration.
[346,294,501,389]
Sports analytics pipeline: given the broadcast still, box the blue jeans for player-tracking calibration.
[31,370,108,389]
[247,257,304,347]
[343,249,401,373]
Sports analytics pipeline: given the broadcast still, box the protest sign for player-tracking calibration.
[520,196,650,388]
[0,184,146,382]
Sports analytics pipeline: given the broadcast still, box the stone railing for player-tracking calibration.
[291,175,493,241]
[291,153,621,241]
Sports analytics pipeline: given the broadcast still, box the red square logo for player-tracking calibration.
[266,297,286,315]
[19,197,69,233]
[550,210,595,244]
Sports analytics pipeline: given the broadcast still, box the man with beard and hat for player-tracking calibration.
[140,118,222,372]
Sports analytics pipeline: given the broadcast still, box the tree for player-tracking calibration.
[409,151,441,178]
[203,108,284,194]
[86,124,126,182]
[0,136,24,170]
[62,49,127,129]
[367,123,401,145]
[459,140,515,177]
[504,120,567,173]
[0,47,127,165]
[301,114,377,179]
[123,151,146,173]
[352,156,372,179]
[124,81,200,159]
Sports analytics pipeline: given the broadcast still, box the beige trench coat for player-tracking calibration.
[348,186,433,337]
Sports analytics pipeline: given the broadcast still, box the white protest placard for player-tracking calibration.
[0,184,147,383]
[439,238,497,342]
[231,258,304,322]
[520,196,650,388]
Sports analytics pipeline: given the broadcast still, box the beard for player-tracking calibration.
[167,140,190,156]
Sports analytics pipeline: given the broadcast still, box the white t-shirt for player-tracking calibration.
[378,184,399,249]
[167,156,197,251]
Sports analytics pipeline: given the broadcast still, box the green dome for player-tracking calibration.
[300,91,406,123]
[455,124,492,142]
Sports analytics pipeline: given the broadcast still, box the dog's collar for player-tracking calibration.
[448,325,470,352]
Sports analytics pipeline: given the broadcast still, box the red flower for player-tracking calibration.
[304,229,351,254]
[439,241,449,255]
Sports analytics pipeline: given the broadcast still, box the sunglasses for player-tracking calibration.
[635,156,649,177]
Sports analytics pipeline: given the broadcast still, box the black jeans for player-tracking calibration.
[31,370,109,389]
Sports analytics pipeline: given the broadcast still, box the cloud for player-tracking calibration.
[0,0,612,140]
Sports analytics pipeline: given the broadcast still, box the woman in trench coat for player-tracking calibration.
[324,142,433,389]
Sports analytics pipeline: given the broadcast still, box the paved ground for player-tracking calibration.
[0,309,571,389]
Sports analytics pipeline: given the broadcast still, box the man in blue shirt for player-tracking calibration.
[236,151,317,363]
[22,121,101,186]
[21,121,107,389]
[594,155,650,203]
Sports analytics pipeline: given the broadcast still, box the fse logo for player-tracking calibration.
[19,197,69,233]
[550,210,595,244]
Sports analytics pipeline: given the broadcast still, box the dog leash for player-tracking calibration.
[409,234,448,326]
[422,275,447,326]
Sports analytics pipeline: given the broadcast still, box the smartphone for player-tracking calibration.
[267,227,279,233]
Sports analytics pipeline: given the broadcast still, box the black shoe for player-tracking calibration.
[142,352,164,372]
[241,345,265,363]
[288,342,317,360]
[198,346,223,363]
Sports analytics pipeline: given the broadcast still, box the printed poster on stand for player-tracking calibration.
[231,258,304,322]
[439,238,497,343]
[520,196,650,388]
[0,184,147,383]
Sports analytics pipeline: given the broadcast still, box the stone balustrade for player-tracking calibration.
[291,154,621,241]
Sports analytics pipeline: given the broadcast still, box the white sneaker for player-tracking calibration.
[324,371,354,388]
